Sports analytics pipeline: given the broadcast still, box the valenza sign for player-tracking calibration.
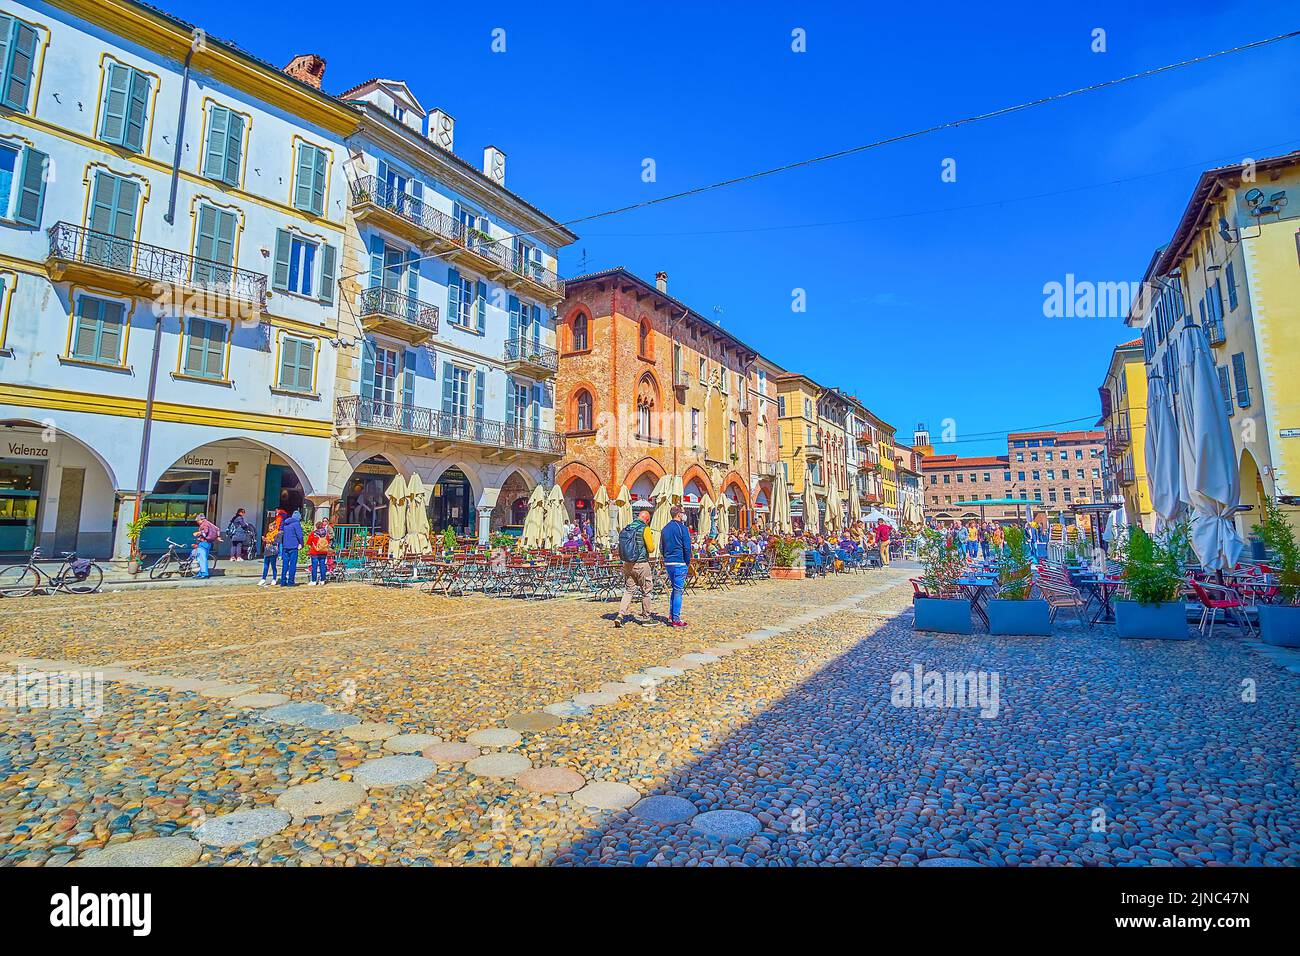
[7,442,49,459]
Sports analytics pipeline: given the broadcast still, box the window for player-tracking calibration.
[956,474,963,483]
[575,390,593,432]
[202,104,245,186]
[1216,365,1233,417]
[1075,449,1083,459]
[570,312,588,352]
[272,229,335,303]
[446,268,481,329]
[86,170,139,265]
[1003,472,1011,482]
[0,140,47,226]
[446,364,470,418]
[698,357,707,383]
[192,204,237,286]
[777,396,786,416]
[1046,470,1055,481]
[729,420,737,456]
[182,317,228,379]
[292,142,328,216]
[1017,471,1025,481]
[803,397,812,419]
[277,335,315,393]
[1032,470,1040,481]
[942,474,950,484]
[0,15,39,113]
[638,319,651,357]
[1015,452,1024,462]
[1231,352,1251,407]
[983,473,990,482]
[691,408,700,447]
[70,295,125,364]
[99,62,150,151]
[1063,489,1072,502]
[1091,468,1099,479]
[1030,452,1038,462]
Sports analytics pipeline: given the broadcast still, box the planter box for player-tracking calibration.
[1115,600,1191,640]
[988,598,1051,636]
[1258,604,1300,647]
[914,597,973,635]
[770,566,805,580]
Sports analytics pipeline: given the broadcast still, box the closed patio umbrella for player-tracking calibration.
[520,484,546,550]
[404,473,432,554]
[770,468,792,534]
[847,479,863,527]
[544,485,567,549]
[385,473,408,557]
[1176,324,1243,570]
[802,484,820,535]
[593,485,611,549]
[698,492,715,538]
[1145,374,1184,530]
[650,475,677,540]
[615,484,633,537]
[715,490,730,541]
[823,470,842,532]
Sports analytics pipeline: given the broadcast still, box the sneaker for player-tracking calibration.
[613,617,625,628]
[669,620,688,628]
[258,579,268,587]
[638,617,662,627]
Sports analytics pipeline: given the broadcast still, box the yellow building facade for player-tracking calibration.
[1098,339,1154,531]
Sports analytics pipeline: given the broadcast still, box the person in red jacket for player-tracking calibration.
[306,519,333,586]
[875,518,892,567]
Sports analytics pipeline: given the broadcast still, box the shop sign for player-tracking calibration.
[6,441,50,459]
[180,454,217,468]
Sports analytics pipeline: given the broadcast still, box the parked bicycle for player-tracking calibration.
[147,538,201,580]
[0,547,104,597]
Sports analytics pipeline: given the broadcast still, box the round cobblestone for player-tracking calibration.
[691,809,762,841]
[229,693,291,708]
[466,728,522,748]
[573,691,619,707]
[342,722,399,742]
[515,766,585,794]
[630,795,698,825]
[351,756,436,788]
[422,741,480,763]
[194,808,291,847]
[74,836,201,867]
[383,733,443,753]
[466,752,532,780]
[573,782,641,811]
[275,781,367,819]
[505,711,563,732]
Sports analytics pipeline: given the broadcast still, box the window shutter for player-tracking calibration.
[441,360,454,414]
[195,205,218,262]
[100,62,130,145]
[532,383,541,432]
[203,106,229,179]
[1231,353,1250,407]
[359,342,376,403]
[319,242,336,306]
[1225,263,1238,310]
[72,298,98,359]
[13,146,47,227]
[100,300,124,364]
[213,208,236,265]
[272,229,291,291]
[402,349,416,407]
[3,21,37,112]
[474,368,485,420]
[404,250,418,315]
[0,18,10,96]
[1216,366,1233,418]
[368,234,383,289]
[446,267,460,323]
[311,147,327,215]
[505,382,516,426]
[532,305,543,345]
[277,336,293,388]
[293,144,315,212]
[223,112,244,185]
[475,280,487,333]
[508,295,520,342]
[124,70,149,151]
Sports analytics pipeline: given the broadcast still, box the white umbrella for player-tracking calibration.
[650,475,675,540]
[614,484,633,539]
[770,469,792,534]
[802,484,820,535]
[698,492,715,538]
[715,490,731,541]
[520,484,546,550]
[405,473,432,554]
[848,478,863,527]
[865,508,897,528]
[1176,324,1243,570]
[385,473,408,557]
[1103,500,1127,543]
[544,485,567,549]
[1145,374,1184,531]
[593,485,611,549]
[825,469,844,532]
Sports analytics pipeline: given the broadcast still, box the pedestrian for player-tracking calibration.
[307,519,332,585]
[614,507,659,628]
[660,504,693,627]
[226,507,254,561]
[875,517,892,567]
[278,509,305,587]
[259,517,282,586]
[192,513,221,579]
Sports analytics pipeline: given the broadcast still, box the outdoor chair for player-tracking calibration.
[1189,579,1254,638]
[1034,571,1092,628]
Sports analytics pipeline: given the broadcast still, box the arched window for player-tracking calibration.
[635,372,659,441]
[638,318,652,358]
[575,389,593,431]
[571,313,588,352]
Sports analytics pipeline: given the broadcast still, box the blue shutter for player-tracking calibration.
[293,144,315,211]
[13,146,47,227]
[272,229,291,291]
[447,267,460,324]
[1217,366,1233,418]
[1225,263,1238,310]
[311,146,327,215]
[441,360,454,414]
[100,62,130,145]
[368,234,384,289]
[359,342,376,402]
[405,250,419,317]
[532,383,542,432]
[124,70,149,152]
[319,242,336,306]
[474,369,485,439]
[532,305,543,346]
[508,295,521,343]
[402,348,416,407]
[505,381,516,426]
[2,20,37,113]
[203,106,229,180]
[476,280,487,333]
[1231,353,1250,407]
[223,112,244,185]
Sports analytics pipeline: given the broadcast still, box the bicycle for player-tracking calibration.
[0,547,105,597]
[147,538,200,580]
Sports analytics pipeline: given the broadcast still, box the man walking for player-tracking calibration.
[614,507,659,627]
[192,513,220,580]
[875,517,892,567]
[279,509,305,587]
[660,504,693,627]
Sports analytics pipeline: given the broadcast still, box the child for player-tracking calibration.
[307,520,333,585]
[259,510,285,586]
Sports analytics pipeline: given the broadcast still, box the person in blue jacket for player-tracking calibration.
[660,504,694,627]
[278,510,305,586]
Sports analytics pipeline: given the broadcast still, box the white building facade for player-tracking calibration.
[0,0,357,557]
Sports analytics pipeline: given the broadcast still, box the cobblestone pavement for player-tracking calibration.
[1,568,1297,867]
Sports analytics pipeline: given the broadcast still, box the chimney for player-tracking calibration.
[483,145,506,185]
[283,54,326,90]
[427,109,454,151]
[655,271,667,293]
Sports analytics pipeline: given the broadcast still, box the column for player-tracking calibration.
[111,490,142,561]
[476,506,493,545]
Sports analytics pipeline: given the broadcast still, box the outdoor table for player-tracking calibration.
[1078,574,1122,623]
[956,575,997,629]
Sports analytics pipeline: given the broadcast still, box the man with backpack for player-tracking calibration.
[192,513,221,580]
[614,507,659,628]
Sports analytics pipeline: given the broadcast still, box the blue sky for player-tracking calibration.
[167,0,1300,455]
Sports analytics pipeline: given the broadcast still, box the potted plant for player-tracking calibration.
[1252,496,1300,646]
[987,525,1051,635]
[913,528,972,634]
[770,537,805,580]
[1115,525,1190,640]
[442,526,458,556]
[125,513,152,574]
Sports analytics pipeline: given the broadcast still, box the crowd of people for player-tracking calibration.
[932,519,1050,562]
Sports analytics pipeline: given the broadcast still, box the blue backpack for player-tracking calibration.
[618,523,647,562]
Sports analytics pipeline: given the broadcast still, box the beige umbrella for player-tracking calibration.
[404,473,432,554]
[650,475,676,540]
[715,489,731,541]
[615,484,633,536]
[823,469,841,532]
[848,476,863,526]
[698,492,715,538]
[520,483,546,550]
[593,485,611,549]
[544,485,567,549]
[802,481,820,535]
[770,469,792,534]
[385,473,408,557]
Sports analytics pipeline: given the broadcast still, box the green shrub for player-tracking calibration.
[997,525,1034,600]
[1119,526,1183,605]
[919,528,965,597]
[1253,496,1300,604]
[773,537,804,568]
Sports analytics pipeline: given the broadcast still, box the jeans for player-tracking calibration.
[280,549,299,586]
[966,542,979,559]
[230,541,248,560]
[262,554,278,581]
[310,554,327,582]
[194,540,211,578]
[665,563,688,622]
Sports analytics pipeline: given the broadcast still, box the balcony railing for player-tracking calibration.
[348,176,564,298]
[335,395,565,457]
[46,222,267,304]
[504,337,559,374]
[359,287,439,334]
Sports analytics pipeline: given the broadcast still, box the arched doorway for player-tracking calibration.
[429,465,473,537]
[564,476,594,533]
[722,478,750,532]
[630,472,657,507]
[341,455,398,534]
[492,470,533,536]
[683,476,709,532]
[1238,449,1266,541]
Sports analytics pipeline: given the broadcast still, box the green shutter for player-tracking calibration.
[272,229,291,291]
[100,62,130,145]
[319,242,336,306]
[223,112,244,185]
[475,280,487,333]
[13,146,47,227]
[3,21,37,113]
[310,146,327,215]
[279,337,313,391]
[97,301,124,363]
[72,298,99,360]
[203,106,229,180]
[447,268,461,325]
[124,70,149,152]
[293,144,315,212]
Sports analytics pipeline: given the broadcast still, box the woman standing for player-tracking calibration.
[226,508,255,561]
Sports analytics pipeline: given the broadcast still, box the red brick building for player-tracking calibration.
[554,268,759,531]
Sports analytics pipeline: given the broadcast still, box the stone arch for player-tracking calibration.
[720,470,752,507]
[566,380,598,434]
[680,463,714,499]
[152,435,316,496]
[1238,447,1267,537]
[0,417,119,489]
[563,303,593,354]
[492,468,535,531]
[623,455,665,501]
[556,460,604,498]
[637,314,654,359]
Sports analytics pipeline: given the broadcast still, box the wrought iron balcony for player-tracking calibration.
[358,287,439,344]
[503,337,559,378]
[335,395,565,457]
[46,222,266,309]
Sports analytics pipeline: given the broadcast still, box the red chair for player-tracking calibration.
[1189,579,1254,638]
[910,578,931,601]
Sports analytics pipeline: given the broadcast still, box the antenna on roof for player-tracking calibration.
[713,305,724,326]
[573,247,591,273]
